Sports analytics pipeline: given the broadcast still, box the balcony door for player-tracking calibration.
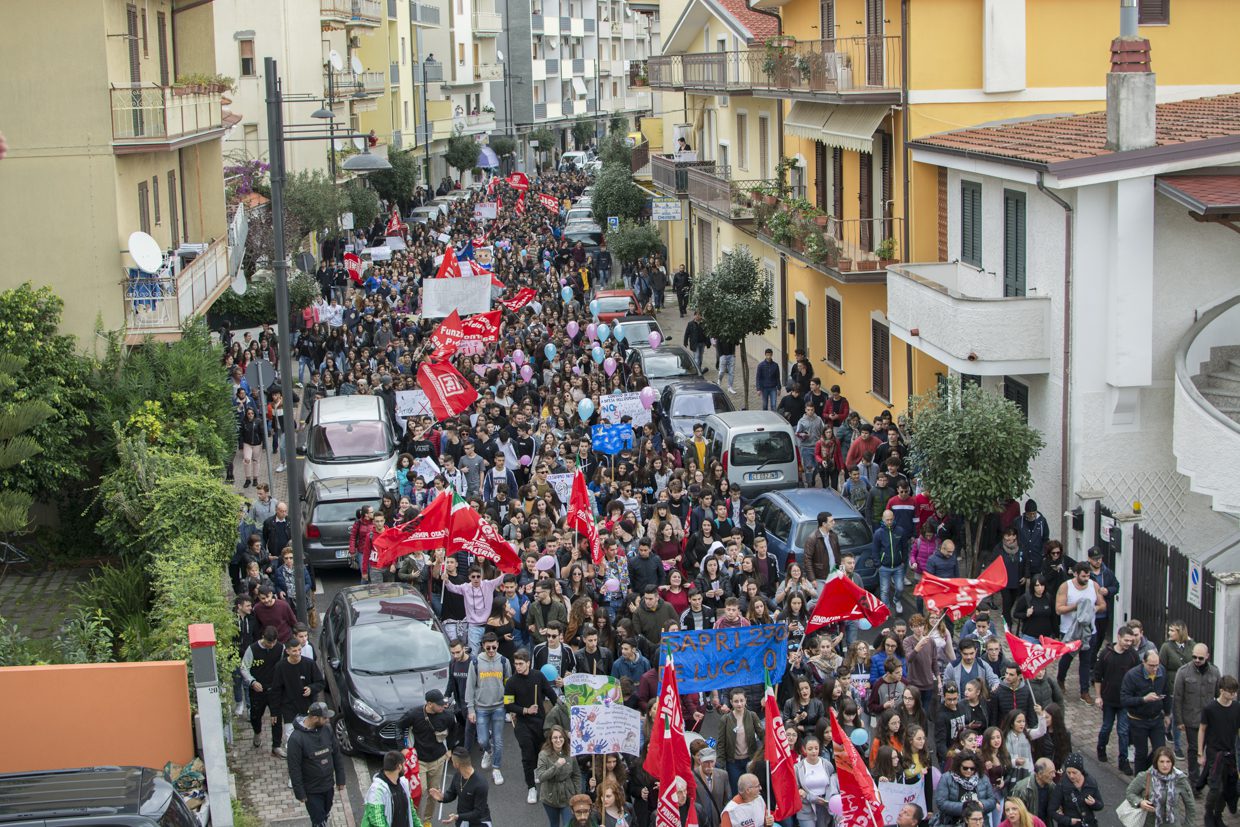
[859,151,873,251]
[814,141,828,212]
[865,0,884,87]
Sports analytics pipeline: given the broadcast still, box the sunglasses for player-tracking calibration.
[958,765,976,773]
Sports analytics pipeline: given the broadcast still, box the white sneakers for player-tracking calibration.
[275,463,287,473]
[526,786,537,804]
[895,601,904,615]
[480,752,492,769]
[234,702,246,717]
[492,769,504,786]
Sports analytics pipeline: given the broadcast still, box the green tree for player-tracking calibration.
[445,131,481,181]
[689,246,773,409]
[0,353,53,534]
[572,117,595,149]
[345,180,381,231]
[908,377,1045,574]
[591,163,646,224]
[0,284,95,502]
[605,220,662,269]
[599,130,632,169]
[490,135,517,159]
[530,127,558,171]
[369,148,420,208]
[283,169,346,239]
[609,116,626,135]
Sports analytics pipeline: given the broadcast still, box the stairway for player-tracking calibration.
[1192,345,1240,426]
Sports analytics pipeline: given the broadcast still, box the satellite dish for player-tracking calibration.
[296,252,317,275]
[352,135,366,150]
[230,273,248,295]
[334,138,349,151]
[548,37,559,49]
[328,50,344,72]
[128,231,163,274]
[350,55,364,75]
[497,49,505,62]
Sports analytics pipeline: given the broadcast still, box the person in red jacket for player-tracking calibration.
[822,384,851,431]
[844,423,882,469]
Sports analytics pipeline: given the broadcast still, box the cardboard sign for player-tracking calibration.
[421,274,493,318]
[570,704,642,757]
[598,392,651,427]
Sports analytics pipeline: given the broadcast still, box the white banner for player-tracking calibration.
[414,456,441,482]
[569,704,642,756]
[473,202,498,220]
[421,275,493,318]
[547,473,575,506]
[598,392,651,427]
[394,389,434,430]
[385,235,407,250]
[365,246,392,261]
[876,780,926,826]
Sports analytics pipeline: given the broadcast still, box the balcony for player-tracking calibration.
[388,0,398,17]
[542,15,559,35]
[409,0,440,25]
[414,59,444,83]
[531,13,544,31]
[560,16,571,33]
[610,20,622,36]
[473,10,503,34]
[681,52,752,92]
[648,55,681,89]
[1174,290,1240,515]
[628,59,649,88]
[474,63,503,81]
[570,18,585,37]
[584,19,595,33]
[545,58,560,75]
[631,140,650,178]
[563,98,576,115]
[110,86,225,154]
[687,166,756,223]
[651,153,718,197]
[122,237,230,343]
[321,0,383,26]
[752,198,905,284]
[360,71,386,94]
[885,261,1052,372]
[750,35,902,102]
[535,102,547,120]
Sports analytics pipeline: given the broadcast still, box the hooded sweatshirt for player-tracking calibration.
[287,716,346,798]
[466,651,511,712]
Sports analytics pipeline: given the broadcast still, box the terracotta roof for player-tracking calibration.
[909,93,1240,173]
[714,0,777,43]
[1156,172,1240,215]
[222,110,243,128]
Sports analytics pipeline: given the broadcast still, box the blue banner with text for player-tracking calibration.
[657,624,789,693]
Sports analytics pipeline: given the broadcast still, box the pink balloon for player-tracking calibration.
[519,454,532,466]
[648,331,663,349]
[603,578,621,593]
[520,364,533,382]
[603,357,617,376]
[828,796,843,818]
[536,554,557,571]
[585,323,598,342]
[639,386,657,409]
[559,278,567,286]
[572,365,583,375]
[512,349,526,367]
[566,320,580,338]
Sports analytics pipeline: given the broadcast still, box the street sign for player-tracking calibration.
[608,215,619,231]
[651,197,682,221]
[1188,561,1203,608]
[245,359,276,393]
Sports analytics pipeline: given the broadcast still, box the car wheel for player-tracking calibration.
[334,715,358,756]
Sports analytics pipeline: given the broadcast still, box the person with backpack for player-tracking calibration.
[466,631,512,787]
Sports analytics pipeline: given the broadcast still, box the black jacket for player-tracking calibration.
[271,656,325,719]
[441,769,491,824]
[504,669,558,723]
[1091,645,1140,705]
[263,516,293,555]
[287,716,346,798]
[574,645,615,677]
[990,680,1037,724]
[683,319,709,349]
[1048,776,1104,827]
[399,704,460,762]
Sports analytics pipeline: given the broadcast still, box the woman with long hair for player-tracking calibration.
[870,708,905,764]
[783,676,826,739]
[1002,709,1045,785]
[694,555,728,612]
[775,561,820,603]
[596,778,634,827]
[794,734,838,827]
[998,797,1045,827]
[535,725,582,827]
[899,688,931,752]
[779,590,811,639]
[1033,703,1072,768]
[659,568,691,616]
[842,640,874,704]
[979,726,1013,802]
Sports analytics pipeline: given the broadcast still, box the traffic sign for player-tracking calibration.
[1188,560,1202,608]
[608,215,620,231]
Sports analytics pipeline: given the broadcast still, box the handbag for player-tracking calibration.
[1115,772,1150,827]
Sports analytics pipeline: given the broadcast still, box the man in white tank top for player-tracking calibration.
[1056,562,1106,703]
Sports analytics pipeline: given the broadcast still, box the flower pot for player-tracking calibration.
[813,215,829,228]
[859,259,880,271]
[838,258,853,271]
[762,195,779,206]
[880,258,897,268]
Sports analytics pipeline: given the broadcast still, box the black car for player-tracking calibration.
[302,476,388,568]
[0,767,198,826]
[656,380,735,451]
[320,583,452,756]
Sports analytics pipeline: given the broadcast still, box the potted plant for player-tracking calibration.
[876,237,897,266]
[837,256,853,271]
[761,37,794,78]
[482,102,496,113]
[858,255,880,271]
[767,208,796,247]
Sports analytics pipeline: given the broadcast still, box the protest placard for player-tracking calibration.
[394,390,433,430]
[570,704,642,757]
[877,780,927,825]
[547,473,575,506]
[591,424,634,456]
[598,392,650,427]
[563,674,620,707]
[657,624,789,693]
[421,275,492,318]
[413,456,441,483]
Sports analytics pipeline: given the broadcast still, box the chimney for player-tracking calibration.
[1106,0,1156,152]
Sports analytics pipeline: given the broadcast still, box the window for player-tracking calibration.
[758,114,770,176]
[137,181,150,235]
[1003,377,1029,421]
[871,318,890,401]
[825,293,842,369]
[820,0,835,39]
[401,37,407,65]
[156,12,169,86]
[960,179,982,267]
[167,170,179,245]
[239,39,256,77]
[736,113,748,170]
[1138,0,1169,24]
[457,43,465,65]
[1003,189,1026,297]
[152,175,160,225]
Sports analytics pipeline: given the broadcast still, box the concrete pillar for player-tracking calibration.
[188,623,234,827]
[1213,572,1240,679]
[1110,509,1144,636]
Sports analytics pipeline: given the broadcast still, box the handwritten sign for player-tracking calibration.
[598,392,651,427]
[877,780,926,825]
[563,674,620,707]
[547,473,575,506]
[657,624,789,693]
[570,704,642,757]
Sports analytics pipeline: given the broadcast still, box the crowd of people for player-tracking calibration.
[221,168,1240,827]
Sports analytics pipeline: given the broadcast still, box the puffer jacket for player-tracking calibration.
[934,772,997,825]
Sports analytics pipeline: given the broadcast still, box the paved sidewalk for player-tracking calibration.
[0,565,89,639]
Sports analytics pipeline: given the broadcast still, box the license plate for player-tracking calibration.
[746,471,779,481]
[335,550,349,559]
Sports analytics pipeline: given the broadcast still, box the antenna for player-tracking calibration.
[328,50,344,72]
[350,54,364,75]
[127,231,164,274]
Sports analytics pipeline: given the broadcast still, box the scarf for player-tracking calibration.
[1150,768,1181,825]
[951,771,980,794]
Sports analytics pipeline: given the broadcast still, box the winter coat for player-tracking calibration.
[1124,769,1195,827]
[287,716,345,798]
[1049,776,1104,827]
[935,772,998,824]
[360,772,418,827]
[535,749,582,808]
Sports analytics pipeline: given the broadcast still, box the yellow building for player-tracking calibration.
[652,0,1240,421]
[0,0,232,345]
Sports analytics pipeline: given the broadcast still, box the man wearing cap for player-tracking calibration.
[399,689,460,821]
[1086,545,1120,650]
[430,747,492,826]
[695,746,730,826]
[287,701,346,827]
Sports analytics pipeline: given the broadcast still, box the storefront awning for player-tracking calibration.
[784,102,833,141]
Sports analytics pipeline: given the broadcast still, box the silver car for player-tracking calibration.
[301,396,399,490]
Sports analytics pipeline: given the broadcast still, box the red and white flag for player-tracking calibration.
[486,176,498,196]
[435,245,462,278]
[829,708,885,827]
[539,193,560,213]
[343,252,364,285]
[461,310,502,343]
[1006,631,1083,679]
[514,192,526,216]
[914,556,1008,620]
[565,470,601,565]
[448,504,523,573]
[506,171,529,191]
[429,309,465,361]
[371,491,454,568]
[805,575,890,636]
[385,207,403,237]
[499,288,537,312]
[417,361,479,421]
[764,673,801,820]
[401,747,422,806]
[646,654,695,827]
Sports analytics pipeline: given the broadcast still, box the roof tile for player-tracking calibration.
[714,0,777,42]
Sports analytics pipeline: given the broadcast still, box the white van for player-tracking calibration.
[559,151,591,171]
[301,395,399,490]
[702,411,800,496]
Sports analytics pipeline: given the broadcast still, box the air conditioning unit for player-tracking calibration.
[716,95,729,107]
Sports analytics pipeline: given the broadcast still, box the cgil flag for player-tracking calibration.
[1005,631,1083,679]
[417,360,479,421]
[343,252,364,285]
[805,575,890,636]
[565,470,601,565]
[539,192,560,213]
[499,288,537,312]
[829,708,885,827]
[435,245,462,278]
[385,207,403,237]
[449,498,523,573]
[401,746,422,806]
[914,556,1008,621]
[647,651,696,827]
[764,671,801,821]
[371,491,454,568]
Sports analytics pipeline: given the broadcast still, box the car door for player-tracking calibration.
[763,501,794,564]
[322,599,348,703]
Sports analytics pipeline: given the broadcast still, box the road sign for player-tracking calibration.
[245,359,276,393]
[1188,561,1203,608]
[651,197,682,221]
[608,215,619,231]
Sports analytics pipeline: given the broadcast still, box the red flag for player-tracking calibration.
[1006,631,1082,679]
[805,575,890,637]
[343,253,364,285]
[489,274,506,289]
[371,492,454,568]
[646,654,695,827]
[461,310,502,343]
[914,556,1008,620]
[386,207,402,237]
[499,288,537,312]
[401,747,422,806]
[515,192,526,216]
[764,676,801,821]
[565,470,601,565]
[435,246,461,278]
[417,361,479,421]
[486,176,498,196]
[829,708,885,827]
[429,309,465,361]
[539,192,560,213]
[506,171,529,191]
[448,505,523,573]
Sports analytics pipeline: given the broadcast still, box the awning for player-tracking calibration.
[784,102,833,141]
[572,77,589,98]
[820,104,889,154]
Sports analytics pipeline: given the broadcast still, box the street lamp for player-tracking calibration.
[263,56,390,622]
[422,53,435,188]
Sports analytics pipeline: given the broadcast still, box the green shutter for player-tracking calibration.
[1003,189,1026,297]
[961,180,981,267]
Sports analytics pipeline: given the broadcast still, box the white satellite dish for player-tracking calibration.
[334,138,349,151]
[350,55,364,75]
[548,37,559,49]
[128,231,163,274]
[353,136,366,150]
[497,49,505,62]
[230,273,248,295]
[328,50,344,72]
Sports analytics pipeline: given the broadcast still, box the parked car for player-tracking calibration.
[613,314,664,347]
[656,380,734,450]
[301,395,398,490]
[624,344,702,389]
[0,766,199,827]
[559,150,591,171]
[751,488,877,589]
[302,476,388,568]
[702,410,799,496]
[321,583,452,756]
[563,223,603,252]
[565,207,593,224]
[593,288,640,323]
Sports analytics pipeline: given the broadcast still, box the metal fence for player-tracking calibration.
[1129,522,1216,652]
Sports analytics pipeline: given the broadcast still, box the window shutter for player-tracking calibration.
[1138,0,1169,25]
[871,319,890,401]
[820,0,835,41]
[1003,189,1026,297]
[137,181,150,235]
[832,148,843,217]
[156,12,169,86]
[961,180,981,266]
[168,170,179,245]
[826,296,842,368]
[1003,377,1029,422]
[152,175,160,225]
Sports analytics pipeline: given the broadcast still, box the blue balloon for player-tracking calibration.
[544,259,552,271]
[589,299,600,318]
[544,343,557,361]
[541,664,560,682]
[858,619,873,631]
[850,728,869,747]
[561,286,573,302]
[614,326,626,342]
[597,324,611,343]
[592,346,605,364]
[577,398,595,422]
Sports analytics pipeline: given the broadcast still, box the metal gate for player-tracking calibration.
[1128,522,1216,653]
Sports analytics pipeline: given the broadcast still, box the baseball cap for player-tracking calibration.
[308,701,335,719]
[425,689,446,705]
[699,747,717,762]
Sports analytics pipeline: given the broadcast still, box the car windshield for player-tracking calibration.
[730,431,795,466]
[642,350,697,378]
[312,500,380,523]
[595,296,632,314]
[307,421,392,462]
[617,320,659,341]
[795,518,873,550]
[670,392,729,418]
[350,618,450,673]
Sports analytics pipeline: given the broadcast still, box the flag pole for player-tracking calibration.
[764,669,773,818]
[436,764,450,822]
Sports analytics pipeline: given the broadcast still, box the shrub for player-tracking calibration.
[148,539,239,691]
[143,472,240,566]
[211,272,319,325]
[54,608,115,664]
[0,616,37,667]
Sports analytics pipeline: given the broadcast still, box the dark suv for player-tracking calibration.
[0,766,198,826]
[301,476,388,568]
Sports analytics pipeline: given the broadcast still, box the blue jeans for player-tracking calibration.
[1099,704,1131,759]
[726,758,749,797]
[475,706,506,769]
[878,565,905,609]
[760,387,779,411]
[692,345,706,371]
[844,620,860,645]
[543,804,571,827]
[298,356,314,383]
[467,623,485,654]
[719,354,735,388]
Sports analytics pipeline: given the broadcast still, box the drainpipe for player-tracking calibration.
[900,0,910,262]
[1037,172,1074,542]
[748,2,786,362]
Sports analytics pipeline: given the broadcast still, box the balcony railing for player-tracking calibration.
[473,10,503,33]
[531,13,544,30]
[563,98,575,115]
[628,59,648,87]
[560,16,571,32]
[360,71,385,93]
[572,58,585,75]
[648,55,681,89]
[123,237,230,338]
[750,35,901,97]
[414,60,444,83]
[409,0,440,24]
[535,102,547,120]
[388,0,398,17]
[685,169,774,223]
[545,58,559,75]
[474,63,503,81]
[390,62,400,84]
[631,140,650,177]
[651,153,717,196]
[322,0,383,24]
[753,199,903,277]
[110,86,224,150]
[584,18,595,33]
